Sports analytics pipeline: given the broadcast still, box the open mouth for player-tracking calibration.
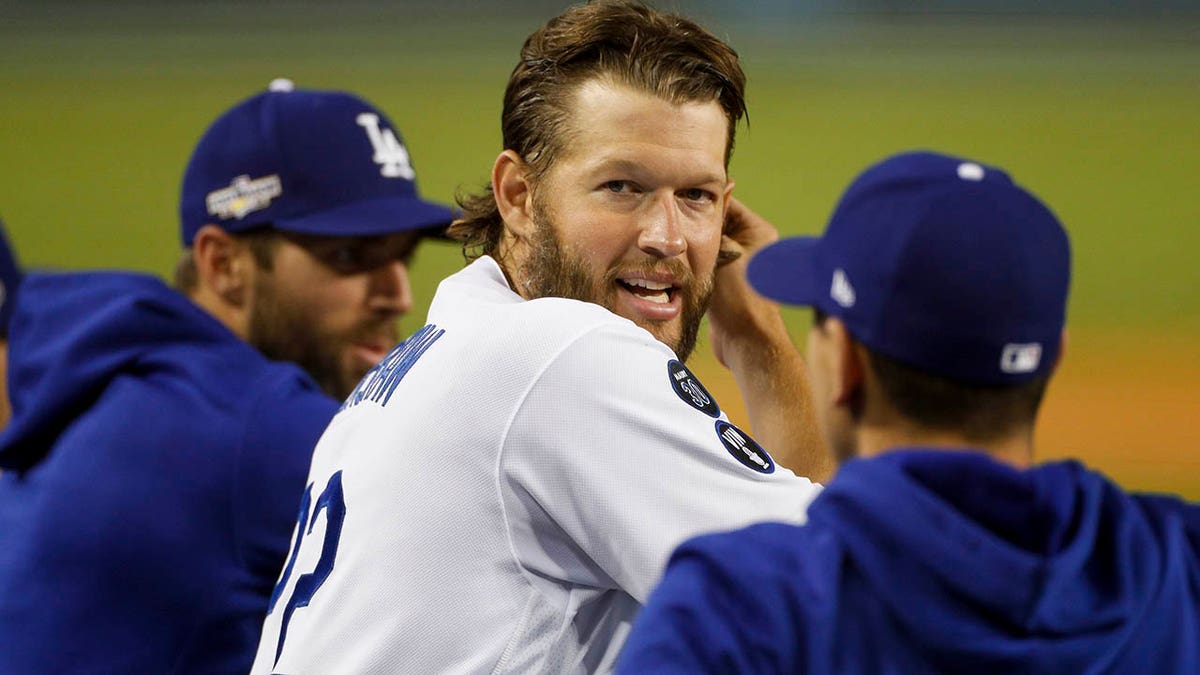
[351,342,389,365]
[350,333,399,368]
[617,277,676,305]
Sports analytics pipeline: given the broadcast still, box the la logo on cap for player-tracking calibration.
[356,113,415,179]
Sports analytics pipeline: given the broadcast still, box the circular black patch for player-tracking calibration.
[715,420,775,474]
[667,360,720,418]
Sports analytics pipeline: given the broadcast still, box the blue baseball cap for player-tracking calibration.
[0,219,22,338]
[180,79,454,246]
[748,150,1070,385]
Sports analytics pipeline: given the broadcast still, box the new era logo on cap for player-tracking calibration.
[747,150,1070,386]
[179,79,454,245]
[830,269,856,308]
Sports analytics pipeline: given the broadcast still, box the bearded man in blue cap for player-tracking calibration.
[0,80,454,673]
[620,151,1200,673]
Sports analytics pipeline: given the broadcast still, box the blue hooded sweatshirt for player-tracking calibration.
[0,272,338,673]
[620,450,1200,674]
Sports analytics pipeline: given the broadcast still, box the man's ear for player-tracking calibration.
[826,318,865,408]
[492,150,534,241]
[1052,329,1068,372]
[191,224,252,306]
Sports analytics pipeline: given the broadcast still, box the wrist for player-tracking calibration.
[718,309,795,371]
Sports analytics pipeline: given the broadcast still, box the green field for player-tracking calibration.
[2,4,1198,493]
[3,7,1198,331]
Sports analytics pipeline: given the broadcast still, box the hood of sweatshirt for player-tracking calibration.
[816,450,1200,669]
[0,272,252,470]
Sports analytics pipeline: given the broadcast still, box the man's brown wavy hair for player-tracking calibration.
[448,0,747,261]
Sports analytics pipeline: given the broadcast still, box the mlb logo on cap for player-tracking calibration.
[179,79,453,245]
[747,150,1071,385]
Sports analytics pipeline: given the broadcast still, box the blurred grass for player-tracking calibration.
[2,7,1197,334]
[1,4,1198,493]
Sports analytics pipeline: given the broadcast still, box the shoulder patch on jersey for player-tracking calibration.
[667,359,720,418]
[715,420,775,474]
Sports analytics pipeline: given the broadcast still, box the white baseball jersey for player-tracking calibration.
[252,256,822,674]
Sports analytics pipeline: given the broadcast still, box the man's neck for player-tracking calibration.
[493,233,533,301]
[187,286,249,342]
[856,425,1034,470]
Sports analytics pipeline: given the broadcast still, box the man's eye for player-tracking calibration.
[329,245,366,269]
[396,244,418,266]
[602,180,630,193]
[681,188,713,203]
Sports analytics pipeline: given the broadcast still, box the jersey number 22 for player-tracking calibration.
[267,471,346,665]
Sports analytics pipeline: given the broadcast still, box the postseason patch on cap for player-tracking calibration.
[715,420,774,474]
[667,360,720,418]
[206,174,282,220]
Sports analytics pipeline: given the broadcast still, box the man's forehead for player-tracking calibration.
[553,80,731,170]
[568,78,727,129]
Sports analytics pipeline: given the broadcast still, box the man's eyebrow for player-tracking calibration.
[585,157,726,185]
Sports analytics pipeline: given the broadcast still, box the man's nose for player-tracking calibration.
[638,193,686,258]
[368,260,413,317]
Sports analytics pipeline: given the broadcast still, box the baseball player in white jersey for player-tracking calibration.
[253,2,829,672]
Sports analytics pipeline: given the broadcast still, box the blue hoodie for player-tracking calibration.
[620,450,1200,674]
[0,272,337,673]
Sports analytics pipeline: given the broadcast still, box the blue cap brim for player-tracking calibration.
[746,236,823,307]
[273,195,456,239]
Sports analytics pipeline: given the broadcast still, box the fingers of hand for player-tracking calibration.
[722,198,778,251]
[723,198,749,238]
[717,234,744,268]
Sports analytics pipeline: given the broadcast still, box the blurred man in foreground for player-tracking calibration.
[0,80,453,673]
[620,150,1200,673]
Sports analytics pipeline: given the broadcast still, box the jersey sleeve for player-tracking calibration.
[499,322,822,602]
[232,372,339,583]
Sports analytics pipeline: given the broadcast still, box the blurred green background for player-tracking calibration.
[2,1,1198,494]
